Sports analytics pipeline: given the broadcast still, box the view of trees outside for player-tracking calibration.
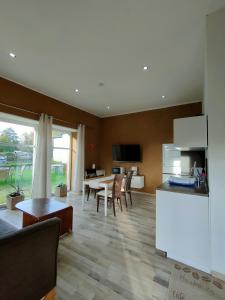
[0,122,34,204]
[0,122,71,205]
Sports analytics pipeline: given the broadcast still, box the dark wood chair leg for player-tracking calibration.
[112,199,116,216]
[129,192,132,205]
[124,192,128,208]
[119,197,123,212]
[97,195,100,212]
[87,187,90,201]
[108,199,111,208]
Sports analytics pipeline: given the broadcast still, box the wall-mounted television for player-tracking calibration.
[112,144,141,162]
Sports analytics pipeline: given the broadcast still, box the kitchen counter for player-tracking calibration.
[156,182,210,272]
[157,182,208,197]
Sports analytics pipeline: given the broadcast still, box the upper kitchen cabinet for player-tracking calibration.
[174,116,207,148]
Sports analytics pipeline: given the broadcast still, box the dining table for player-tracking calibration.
[82,175,115,216]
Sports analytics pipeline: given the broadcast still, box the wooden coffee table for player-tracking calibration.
[16,198,73,236]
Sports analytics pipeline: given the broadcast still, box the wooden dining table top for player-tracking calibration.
[84,175,105,182]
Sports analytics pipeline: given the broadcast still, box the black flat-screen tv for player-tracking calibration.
[112,144,141,162]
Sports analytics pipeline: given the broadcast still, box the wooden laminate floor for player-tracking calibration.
[56,193,172,300]
[1,193,220,300]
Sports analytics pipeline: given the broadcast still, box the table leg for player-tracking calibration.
[104,185,108,217]
[82,181,86,210]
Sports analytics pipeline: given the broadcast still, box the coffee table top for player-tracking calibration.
[16,198,71,218]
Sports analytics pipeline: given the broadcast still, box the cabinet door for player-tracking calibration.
[131,176,144,188]
[174,116,207,148]
[156,190,210,272]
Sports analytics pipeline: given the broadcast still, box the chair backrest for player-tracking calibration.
[112,174,124,198]
[0,217,60,300]
[124,170,134,192]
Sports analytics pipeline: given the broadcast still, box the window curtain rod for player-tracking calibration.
[0,100,88,129]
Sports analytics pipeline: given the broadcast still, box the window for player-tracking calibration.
[52,129,72,193]
[0,113,75,204]
[0,120,36,205]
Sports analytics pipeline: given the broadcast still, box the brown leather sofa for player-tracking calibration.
[0,217,60,300]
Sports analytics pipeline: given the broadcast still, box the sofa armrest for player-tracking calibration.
[0,217,60,300]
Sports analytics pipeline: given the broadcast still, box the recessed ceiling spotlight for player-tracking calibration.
[143,65,150,71]
[75,89,79,94]
[9,52,16,58]
[162,95,166,99]
[106,106,110,110]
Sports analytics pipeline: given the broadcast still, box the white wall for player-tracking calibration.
[206,7,225,277]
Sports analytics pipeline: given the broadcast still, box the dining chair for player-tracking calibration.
[87,185,104,201]
[85,170,104,201]
[122,170,134,207]
[96,174,124,216]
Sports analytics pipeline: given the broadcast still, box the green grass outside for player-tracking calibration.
[0,168,67,205]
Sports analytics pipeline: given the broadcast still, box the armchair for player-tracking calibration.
[0,217,60,300]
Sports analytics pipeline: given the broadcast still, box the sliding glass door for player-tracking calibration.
[51,129,71,193]
[0,120,35,205]
[0,114,74,205]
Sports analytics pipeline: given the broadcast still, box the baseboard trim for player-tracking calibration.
[212,271,225,281]
[132,190,156,197]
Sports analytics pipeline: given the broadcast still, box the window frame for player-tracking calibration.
[0,113,37,206]
[0,112,77,197]
[52,126,76,191]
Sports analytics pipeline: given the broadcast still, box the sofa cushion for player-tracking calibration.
[0,219,17,237]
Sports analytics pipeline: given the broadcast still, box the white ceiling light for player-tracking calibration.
[9,52,16,58]
[162,95,166,99]
[75,89,79,94]
[143,65,150,71]
[106,106,110,110]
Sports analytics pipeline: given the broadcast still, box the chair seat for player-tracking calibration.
[96,190,112,198]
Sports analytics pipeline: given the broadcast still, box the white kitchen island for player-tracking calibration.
[156,183,210,273]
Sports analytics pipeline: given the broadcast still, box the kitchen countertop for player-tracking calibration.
[156,182,209,197]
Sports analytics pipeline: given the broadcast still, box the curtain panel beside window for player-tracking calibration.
[32,113,52,198]
[74,124,85,193]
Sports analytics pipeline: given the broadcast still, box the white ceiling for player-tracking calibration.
[0,0,225,117]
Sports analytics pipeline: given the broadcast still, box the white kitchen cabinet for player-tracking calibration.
[174,115,207,148]
[156,190,210,273]
[131,175,144,188]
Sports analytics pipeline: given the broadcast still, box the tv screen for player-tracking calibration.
[112,144,141,162]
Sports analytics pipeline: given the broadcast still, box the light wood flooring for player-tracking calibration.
[56,193,172,300]
[1,193,221,300]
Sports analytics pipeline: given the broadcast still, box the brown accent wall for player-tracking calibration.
[99,102,202,194]
[0,77,202,194]
[0,77,100,168]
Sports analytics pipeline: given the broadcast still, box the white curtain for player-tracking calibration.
[32,113,53,198]
[74,124,85,193]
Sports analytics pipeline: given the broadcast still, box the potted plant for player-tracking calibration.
[6,184,24,210]
[55,183,67,197]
